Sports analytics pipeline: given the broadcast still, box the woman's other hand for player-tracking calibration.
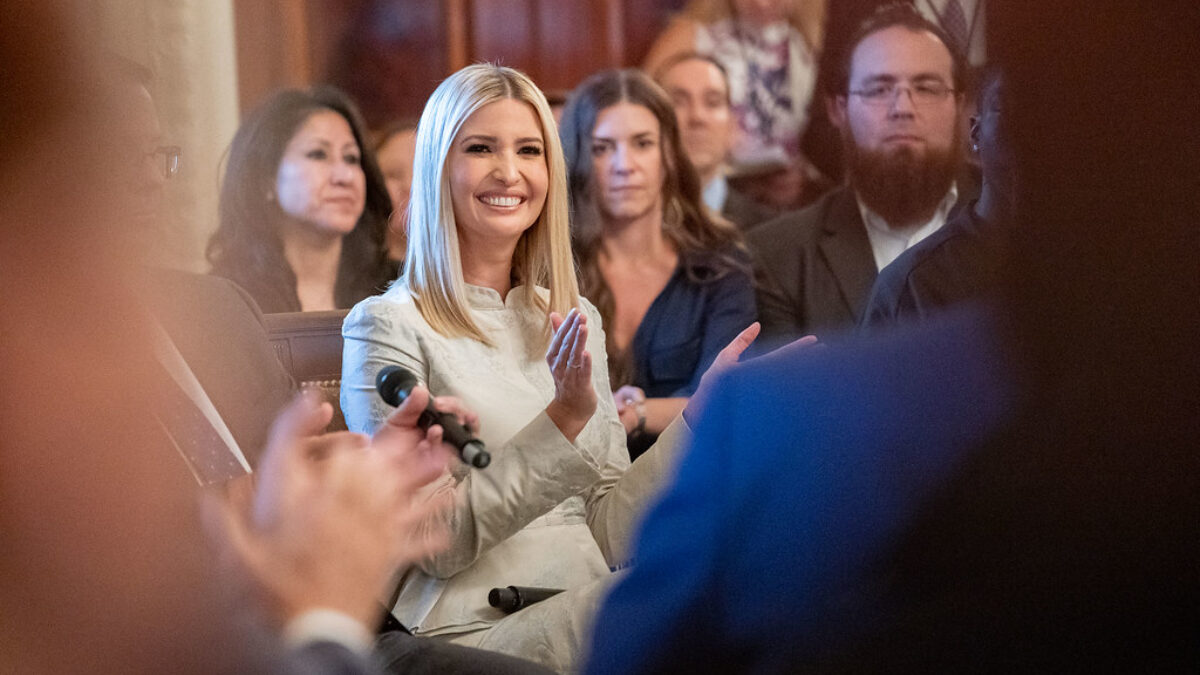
[684,325,822,426]
[684,322,763,426]
[545,308,597,442]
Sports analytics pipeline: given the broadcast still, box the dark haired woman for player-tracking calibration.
[207,86,393,313]
[559,69,757,457]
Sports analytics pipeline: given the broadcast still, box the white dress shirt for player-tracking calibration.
[858,184,959,271]
[703,172,730,214]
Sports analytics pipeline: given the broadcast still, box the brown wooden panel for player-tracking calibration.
[234,0,686,126]
[622,0,687,65]
[446,0,470,71]
[305,0,367,83]
[530,0,614,91]
[471,0,535,72]
[323,0,450,128]
[233,0,312,114]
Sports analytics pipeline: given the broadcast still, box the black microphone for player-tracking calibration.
[375,366,491,469]
[487,586,565,614]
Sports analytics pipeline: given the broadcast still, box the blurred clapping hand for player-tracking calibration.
[205,386,459,631]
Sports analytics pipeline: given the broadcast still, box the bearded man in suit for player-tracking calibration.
[748,5,972,344]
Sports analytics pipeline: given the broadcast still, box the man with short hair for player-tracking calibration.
[655,52,775,230]
[748,6,972,343]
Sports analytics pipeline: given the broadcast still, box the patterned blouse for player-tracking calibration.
[695,18,818,168]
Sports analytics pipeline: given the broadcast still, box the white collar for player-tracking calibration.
[702,172,730,213]
[856,184,960,271]
[856,183,959,240]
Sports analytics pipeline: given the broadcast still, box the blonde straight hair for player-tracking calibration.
[402,64,578,346]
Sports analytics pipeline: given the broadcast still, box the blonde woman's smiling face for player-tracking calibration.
[447,98,548,252]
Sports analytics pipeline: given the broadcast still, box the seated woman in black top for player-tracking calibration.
[207,87,393,313]
[560,69,756,458]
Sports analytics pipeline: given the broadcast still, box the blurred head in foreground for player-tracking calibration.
[0,4,247,673]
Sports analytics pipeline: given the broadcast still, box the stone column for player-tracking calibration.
[98,0,240,271]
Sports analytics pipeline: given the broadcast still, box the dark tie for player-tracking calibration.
[154,366,248,486]
[940,0,970,55]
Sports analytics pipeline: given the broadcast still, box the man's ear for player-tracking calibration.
[827,94,847,131]
[969,114,981,150]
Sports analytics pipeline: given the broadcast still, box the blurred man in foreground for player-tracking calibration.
[587,1,1199,671]
[0,6,467,673]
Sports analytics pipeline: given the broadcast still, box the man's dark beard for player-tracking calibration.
[844,133,962,229]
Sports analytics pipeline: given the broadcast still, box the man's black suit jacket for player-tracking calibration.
[720,184,776,231]
[859,201,1003,333]
[746,186,878,343]
[747,180,977,344]
[143,269,296,466]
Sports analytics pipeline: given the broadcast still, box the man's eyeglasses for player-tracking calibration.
[152,145,182,180]
[848,82,957,107]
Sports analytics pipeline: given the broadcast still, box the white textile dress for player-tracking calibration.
[340,283,687,672]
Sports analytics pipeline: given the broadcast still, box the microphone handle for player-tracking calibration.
[420,408,491,468]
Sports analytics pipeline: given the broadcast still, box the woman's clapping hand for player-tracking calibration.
[545,308,597,443]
